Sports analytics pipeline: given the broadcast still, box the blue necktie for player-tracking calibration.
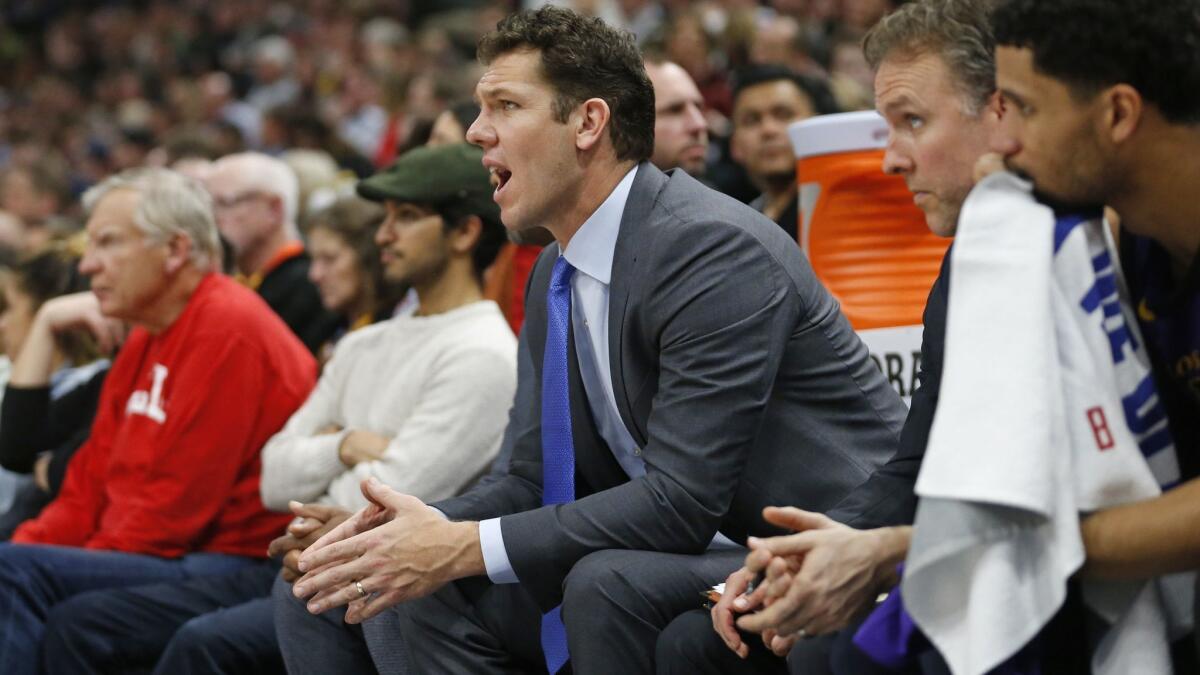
[540,256,575,674]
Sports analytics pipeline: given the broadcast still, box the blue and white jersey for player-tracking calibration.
[897,171,1191,675]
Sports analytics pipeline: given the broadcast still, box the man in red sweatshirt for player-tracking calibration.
[0,167,316,675]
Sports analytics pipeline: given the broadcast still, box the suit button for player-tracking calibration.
[633,449,641,456]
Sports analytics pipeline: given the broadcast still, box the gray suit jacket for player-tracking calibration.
[434,163,906,609]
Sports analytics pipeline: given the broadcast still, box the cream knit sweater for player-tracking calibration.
[260,300,517,511]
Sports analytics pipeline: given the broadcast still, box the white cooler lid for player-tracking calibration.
[789,110,889,159]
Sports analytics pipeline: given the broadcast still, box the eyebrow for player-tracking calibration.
[476,84,522,101]
[998,88,1028,107]
[879,94,920,114]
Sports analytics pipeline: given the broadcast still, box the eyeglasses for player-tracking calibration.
[212,191,270,211]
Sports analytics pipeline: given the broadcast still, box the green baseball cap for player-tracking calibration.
[356,143,499,224]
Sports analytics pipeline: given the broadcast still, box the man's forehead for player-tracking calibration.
[650,65,703,105]
[86,199,141,235]
[874,51,963,111]
[475,50,547,98]
[994,46,1036,91]
[205,163,250,191]
[733,79,809,115]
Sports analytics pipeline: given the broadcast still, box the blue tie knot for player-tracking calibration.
[551,256,575,291]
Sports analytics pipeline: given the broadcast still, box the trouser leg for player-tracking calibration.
[561,548,744,675]
[45,561,277,675]
[272,573,376,675]
[386,576,547,675]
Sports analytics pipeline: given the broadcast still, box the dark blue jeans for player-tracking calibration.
[42,562,281,675]
[0,542,256,675]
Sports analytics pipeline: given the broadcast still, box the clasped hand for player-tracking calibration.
[290,477,480,624]
[268,501,351,583]
[712,506,901,657]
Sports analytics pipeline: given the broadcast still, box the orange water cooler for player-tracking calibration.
[789,111,951,404]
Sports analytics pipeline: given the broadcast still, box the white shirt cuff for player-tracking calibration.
[479,517,519,584]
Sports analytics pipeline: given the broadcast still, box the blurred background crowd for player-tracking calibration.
[0,0,898,255]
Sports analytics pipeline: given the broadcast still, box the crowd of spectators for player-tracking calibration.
[0,0,899,251]
[4,1,1186,674]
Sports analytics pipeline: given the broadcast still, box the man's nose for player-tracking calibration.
[78,251,99,276]
[881,137,912,175]
[684,104,706,135]
[466,113,493,147]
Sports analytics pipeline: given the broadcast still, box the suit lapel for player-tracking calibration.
[607,162,668,448]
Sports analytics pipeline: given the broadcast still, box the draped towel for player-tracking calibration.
[895,171,1193,675]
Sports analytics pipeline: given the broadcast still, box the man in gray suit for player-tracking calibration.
[279,6,905,674]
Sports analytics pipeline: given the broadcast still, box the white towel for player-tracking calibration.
[901,171,1193,675]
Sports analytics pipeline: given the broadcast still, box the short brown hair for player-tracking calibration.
[476,6,654,162]
[862,0,997,112]
[303,196,404,318]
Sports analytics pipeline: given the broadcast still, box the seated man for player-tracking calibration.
[40,143,518,675]
[205,152,340,354]
[276,7,906,675]
[713,0,1200,672]
[0,167,317,675]
[655,1,1002,672]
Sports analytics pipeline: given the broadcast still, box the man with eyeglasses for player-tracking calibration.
[206,152,340,355]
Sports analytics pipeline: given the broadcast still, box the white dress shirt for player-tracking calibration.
[479,165,736,584]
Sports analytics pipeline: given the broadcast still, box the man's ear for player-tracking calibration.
[984,90,1005,124]
[265,193,286,224]
[449,215,482,255]
[163,232,192,274]
[575,98,612,152]
[1101,83,1143,146]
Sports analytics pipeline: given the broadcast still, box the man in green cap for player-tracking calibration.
[40,143,518,675]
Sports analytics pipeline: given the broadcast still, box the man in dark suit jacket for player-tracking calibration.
[654,2,1005,673]
[280,7,905,674]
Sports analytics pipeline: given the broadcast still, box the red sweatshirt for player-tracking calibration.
[14,274,316,557]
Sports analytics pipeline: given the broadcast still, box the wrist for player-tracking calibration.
[868,526,911,586]
[446,520,485,579]
[336,432,357,466]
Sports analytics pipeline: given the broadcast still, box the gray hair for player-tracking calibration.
[210,152,301,237]
[863,0,997,113]
[82,168,220,269]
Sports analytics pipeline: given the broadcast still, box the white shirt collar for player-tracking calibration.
[561,165,639,286]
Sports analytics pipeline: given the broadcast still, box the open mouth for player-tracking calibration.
[490,167,512,197]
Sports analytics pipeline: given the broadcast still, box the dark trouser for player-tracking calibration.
[0,543,256,675]
[274,548,744,675]
[43,561,282,675]
[273,574,379,675]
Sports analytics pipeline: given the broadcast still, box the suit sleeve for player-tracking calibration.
[825,251,950,529]
[500,223,799,606]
